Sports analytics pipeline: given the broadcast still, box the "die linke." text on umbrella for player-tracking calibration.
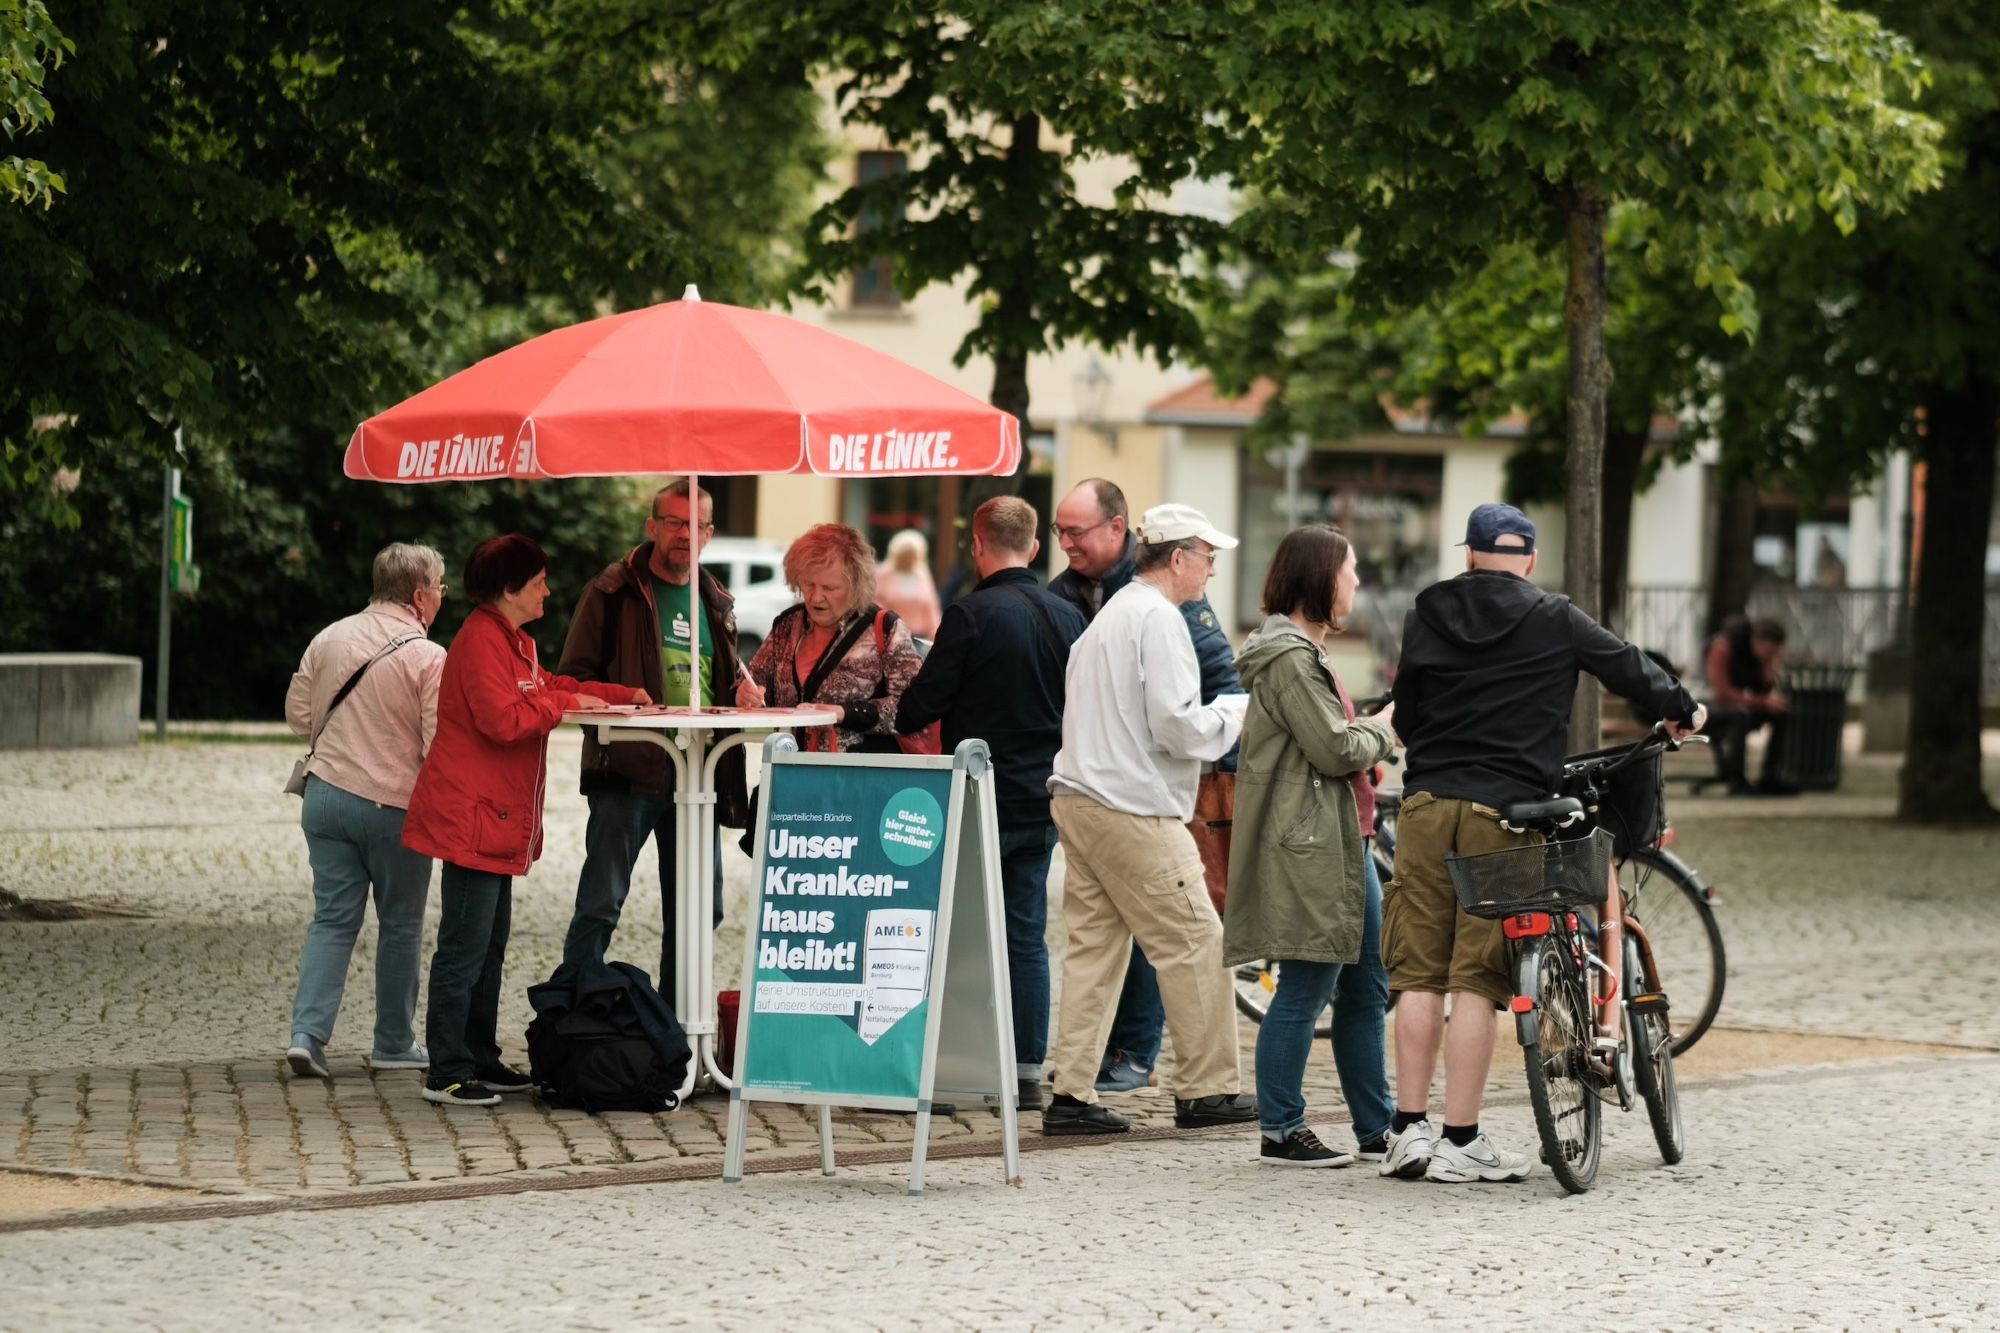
[397,434,521,479]
[826,430,959,472]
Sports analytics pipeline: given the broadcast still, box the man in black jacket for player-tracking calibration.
[899,496,1085,1112]
[556,479,750,1011]
[1379,503,1704,1186]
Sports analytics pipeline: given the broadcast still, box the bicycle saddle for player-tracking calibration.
[1499,796,1585,828]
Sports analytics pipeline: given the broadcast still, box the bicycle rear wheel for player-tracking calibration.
[1231,961,1333,1038]
[1521,936,1601,1194]
[1625,936,1686,1164]
[1620,847,1725,1056]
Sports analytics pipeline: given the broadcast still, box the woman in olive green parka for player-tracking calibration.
[1225,525,1399,1167]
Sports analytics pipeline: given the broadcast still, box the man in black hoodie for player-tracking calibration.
[1379,503,1704,1185]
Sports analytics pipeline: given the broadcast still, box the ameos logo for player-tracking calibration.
[826,430,957,472]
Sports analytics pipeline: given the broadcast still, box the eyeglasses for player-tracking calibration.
[1050,519,1111,543]
[1181,547,1218,567]
[434,582,449,596]
[651,514,716,535]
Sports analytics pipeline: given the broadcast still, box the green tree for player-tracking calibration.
[0,0,67,207]
[1119,0,1943,741]
[1,1,825,499]
[689,0,1231,552]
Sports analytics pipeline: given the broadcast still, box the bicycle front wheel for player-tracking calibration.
[1521,936,1601,1194]
[1621,847,1726,1056]
[1626,936,1686,1164]
[1231,961,1334,1039]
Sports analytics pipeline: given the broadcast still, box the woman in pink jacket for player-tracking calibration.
[403,534,640,1106]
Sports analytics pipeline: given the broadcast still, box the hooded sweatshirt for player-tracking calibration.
[1392,569,1697,807]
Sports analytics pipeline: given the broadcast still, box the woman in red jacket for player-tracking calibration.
[404,534,640,1106]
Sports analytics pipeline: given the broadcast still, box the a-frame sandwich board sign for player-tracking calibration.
[722,734,1021,1194]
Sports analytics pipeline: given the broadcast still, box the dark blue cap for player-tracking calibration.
[1462,502,1536,553]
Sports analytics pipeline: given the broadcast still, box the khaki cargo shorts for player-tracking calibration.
[1382,791,1543,1008]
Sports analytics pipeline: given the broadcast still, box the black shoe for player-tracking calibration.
[1259,1128,1355,1168]
[422,1078,500,1107]
[1016,1077,1045,1113]
[1175,1092,1258,1128]
[475,1063,533,1093]
[1041,1095,1129,1136]
[1755,777,1802,796]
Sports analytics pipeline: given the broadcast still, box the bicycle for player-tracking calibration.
[1371,752,1725,1059]
[1446,728,1702,1193]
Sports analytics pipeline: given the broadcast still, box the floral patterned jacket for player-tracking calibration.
[747,603,924,754]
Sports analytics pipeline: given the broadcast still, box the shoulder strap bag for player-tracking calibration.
[284,633,422,795]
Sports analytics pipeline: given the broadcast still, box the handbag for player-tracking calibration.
[872,609,940,755]
[285,633,421,795]
[1189,770,1235,916]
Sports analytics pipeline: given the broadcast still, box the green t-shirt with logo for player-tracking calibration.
[651,575,714,707]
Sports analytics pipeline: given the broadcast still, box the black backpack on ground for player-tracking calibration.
[525,959,692,1114]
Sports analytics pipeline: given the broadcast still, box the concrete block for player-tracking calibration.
[0,653,142,748]
[1861,646,1909,754]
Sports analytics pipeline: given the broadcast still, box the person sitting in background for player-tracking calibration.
[402,535,639,1107]
[737,523,924,753]
[875,528,942,640]
[282,542,448,1079]
[1703,616,1794,796]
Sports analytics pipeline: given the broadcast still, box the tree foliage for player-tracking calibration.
[0,0,67,207]
[0,1,826,498]
[687,0,1230,428]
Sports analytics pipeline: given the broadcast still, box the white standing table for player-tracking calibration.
[562,704,839,1100]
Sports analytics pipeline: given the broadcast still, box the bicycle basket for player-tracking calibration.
[1562,748,1665,858]
[1446,828,1615,920]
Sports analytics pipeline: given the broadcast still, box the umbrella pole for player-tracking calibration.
[689,469,703,713]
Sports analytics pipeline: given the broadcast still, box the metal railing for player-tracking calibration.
[1362,583,2000,703]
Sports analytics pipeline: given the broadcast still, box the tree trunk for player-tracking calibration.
[948,114,1041,580]
[1562,184,1612,750]
[1600,422,1646,637]
[1897,375,1998,824]
[1708,477,1758,635]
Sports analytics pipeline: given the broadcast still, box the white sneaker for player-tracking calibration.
[1379,1119,1435,1179]
[1425,1131,1533,1183]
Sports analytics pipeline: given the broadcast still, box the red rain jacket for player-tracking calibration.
[403,604,633,875]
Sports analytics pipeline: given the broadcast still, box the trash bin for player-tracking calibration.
[1772,664,1857,791]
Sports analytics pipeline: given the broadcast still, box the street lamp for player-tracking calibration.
[1073,354,1117,451]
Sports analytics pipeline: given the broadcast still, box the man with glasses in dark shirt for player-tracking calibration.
[556,479,750,1006]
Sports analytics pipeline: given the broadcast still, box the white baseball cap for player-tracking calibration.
[1135,503,1238,550]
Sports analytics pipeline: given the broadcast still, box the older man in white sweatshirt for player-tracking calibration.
[1042,504,1255,1136]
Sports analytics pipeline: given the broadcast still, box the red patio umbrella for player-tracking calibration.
[345,287,1022,710]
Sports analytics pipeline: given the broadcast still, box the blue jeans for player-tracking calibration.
[1101,943,1165,1072]
[1253,843,1394,1143]
[562,790,723,1004]
[426,863,512,1083]
[292,777,432,1054]
[998,823,1058,1077]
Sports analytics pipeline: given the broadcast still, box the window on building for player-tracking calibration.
[851,151,906,308]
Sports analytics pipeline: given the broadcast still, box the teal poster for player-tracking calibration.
[740,760,955,1100]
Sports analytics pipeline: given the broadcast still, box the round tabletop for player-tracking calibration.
[561,705,840,731]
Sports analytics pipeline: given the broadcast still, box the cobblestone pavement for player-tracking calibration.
[2,735,1996,1204]
[2,1054,1995,1330]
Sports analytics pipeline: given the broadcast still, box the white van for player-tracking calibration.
[697,538,794,655]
